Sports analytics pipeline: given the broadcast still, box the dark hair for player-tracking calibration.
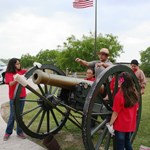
[119,72,139,107]
[87,67,95,76]
[6,58,21,73]
[131,59,139,66]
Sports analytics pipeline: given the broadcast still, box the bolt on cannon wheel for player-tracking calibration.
[82,65,142,150]
[14,64,70,139]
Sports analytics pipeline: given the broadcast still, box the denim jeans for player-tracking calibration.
[115,131,133,150]
[5,98,25,135]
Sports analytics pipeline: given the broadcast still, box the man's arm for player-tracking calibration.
[75,58,89,67]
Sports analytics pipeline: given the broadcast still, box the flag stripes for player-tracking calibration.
[73,0,93,9]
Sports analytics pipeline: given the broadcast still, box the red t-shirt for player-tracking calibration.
[5,69,27,100]
[84,77,96,81]
[112,90,138,132]
[110,77,115,91]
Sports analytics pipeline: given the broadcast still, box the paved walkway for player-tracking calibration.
[0,84,45,150]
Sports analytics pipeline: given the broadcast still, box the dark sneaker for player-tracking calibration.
[17,133,26,139]
[3,134,10,141]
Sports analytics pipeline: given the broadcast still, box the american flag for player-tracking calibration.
[73,0,93,9]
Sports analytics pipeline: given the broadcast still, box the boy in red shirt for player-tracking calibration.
[107,72,139,150]
[3,58,27,141]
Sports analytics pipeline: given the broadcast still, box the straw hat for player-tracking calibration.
[97,48,109,55]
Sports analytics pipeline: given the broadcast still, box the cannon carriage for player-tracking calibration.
[13,64,142,150]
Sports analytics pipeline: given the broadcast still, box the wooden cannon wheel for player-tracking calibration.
[13,64,70,139]
[82,65,142,150]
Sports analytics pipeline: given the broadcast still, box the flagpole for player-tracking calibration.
[94,0,97,59]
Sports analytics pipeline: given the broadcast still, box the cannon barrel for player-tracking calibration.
[32,69,93,89]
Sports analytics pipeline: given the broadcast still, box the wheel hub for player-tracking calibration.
[38,94,57,111]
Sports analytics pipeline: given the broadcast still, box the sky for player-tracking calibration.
[0,0,150,63]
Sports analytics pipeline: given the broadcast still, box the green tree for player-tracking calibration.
[36,49,60,65]
[57,33,123,72]
[140,47,150,77]
[21,53,36,68]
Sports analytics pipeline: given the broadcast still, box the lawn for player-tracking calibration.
[1,79,150,150]
[132,78,150,149]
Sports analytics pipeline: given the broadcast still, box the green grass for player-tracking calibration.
[133,78,150,149]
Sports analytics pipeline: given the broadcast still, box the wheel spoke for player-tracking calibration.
[52,87,59,95]
[21,105,41,116]
[36,110,46,133]
[38,84,45,95]
[49,85,52,94]
[27,108,43,128]
[104,132,111,150]
[47,110,50,133]
[95,127,108,150]
[44,85,48,94]
[91,119,107,136]
[51,109,59,126]
[25,85,46,101]
[19,99,42,103]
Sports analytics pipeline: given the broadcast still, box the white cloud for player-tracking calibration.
[0,0,150,63]
[116,21,150,63]
[0,11,90,59]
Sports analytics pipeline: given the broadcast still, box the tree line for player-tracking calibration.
[1,33,150,76]
[21,33,123,71]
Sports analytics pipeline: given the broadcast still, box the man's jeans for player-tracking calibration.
[115,131,133,150]
[5,98,25,135]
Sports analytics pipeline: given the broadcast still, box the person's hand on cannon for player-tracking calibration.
[106,123,115,137]
[33,62,42,68]
[13,74,28,87]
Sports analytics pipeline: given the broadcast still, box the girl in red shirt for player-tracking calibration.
[3,58,27,141]
[108,72,139,150]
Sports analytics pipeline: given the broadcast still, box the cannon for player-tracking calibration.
[13,64,142,150]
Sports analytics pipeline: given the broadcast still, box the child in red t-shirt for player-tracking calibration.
[3,58,27,141]
[107,72,139,150]
[84,68,95,81]
[84,68,96,128]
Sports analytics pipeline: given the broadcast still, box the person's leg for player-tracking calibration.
[16,98,25,135]
[5,100,15,135]
[125,132,133,150]
[115,131,125,150]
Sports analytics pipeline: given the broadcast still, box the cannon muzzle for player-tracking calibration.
[32,70,93,89]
